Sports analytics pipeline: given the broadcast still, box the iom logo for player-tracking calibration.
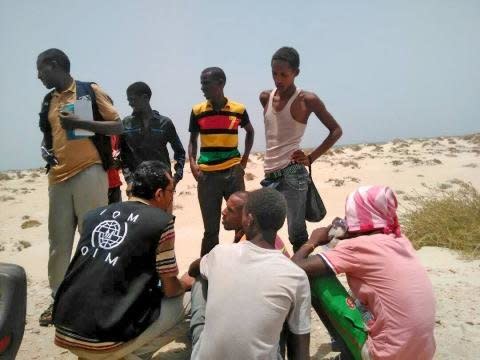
[91,220,128,250]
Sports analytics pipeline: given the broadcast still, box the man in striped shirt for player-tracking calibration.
[52,161,187,359]
[188,67,255,255]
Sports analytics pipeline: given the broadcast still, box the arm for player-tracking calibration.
[156,220,184,298]
[160,275,185,298]
[188,132,201,181]
[291,227,332,277]
[306,93,342,162]
[168,122,186,184]
[188,258,202,278]
[288,333,310,360]
[59,113,124,135]
[119,131,134,185]
[60,84,124,135]
[241,122,254,169]
[259,90,270,109]
[291,93,342,166]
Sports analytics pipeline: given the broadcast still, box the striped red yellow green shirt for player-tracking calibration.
[189,98,250,171]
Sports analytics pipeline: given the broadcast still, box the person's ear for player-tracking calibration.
[154,188,163,202]
[246,213,254,228]
[295,68,300,77]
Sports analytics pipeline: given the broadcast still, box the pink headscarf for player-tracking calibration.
[345,185,401,237]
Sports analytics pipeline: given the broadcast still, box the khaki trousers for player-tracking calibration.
[48,164,108,296]
[72,294,189,360]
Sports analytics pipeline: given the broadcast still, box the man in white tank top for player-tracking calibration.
[259,47,342,252]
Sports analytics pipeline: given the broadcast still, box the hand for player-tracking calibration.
[240,156,248,169]
[191,164,202,182]
[180,272,195,291]
[331,217,348,236]
[290,150,310,166]
[59,111,81,130]
[309,226,332,247]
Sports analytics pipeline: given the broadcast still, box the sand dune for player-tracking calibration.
[1,134,479,359]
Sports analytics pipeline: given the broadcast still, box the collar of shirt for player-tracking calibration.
[206,98,231,111]
[52,78,76,98]
[130,110,164,124]
[127,196,151,205]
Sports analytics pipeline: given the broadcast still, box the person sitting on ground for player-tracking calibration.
[223,190,290,257]
[188,188,311,360]
[53,160,187,359]
[292,185,436,360]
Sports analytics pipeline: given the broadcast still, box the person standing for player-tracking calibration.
[259,47,342,251]
[36,48,123,326]
[188,67,254,255]
[120,81,185,196]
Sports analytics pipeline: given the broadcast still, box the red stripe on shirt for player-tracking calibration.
[198,115,239,130]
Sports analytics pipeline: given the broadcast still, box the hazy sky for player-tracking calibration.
[1,0,479,170]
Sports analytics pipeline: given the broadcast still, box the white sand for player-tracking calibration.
[1,134,479,359]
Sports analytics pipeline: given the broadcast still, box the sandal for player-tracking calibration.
[39,303,53,327]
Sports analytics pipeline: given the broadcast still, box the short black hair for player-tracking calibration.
[230,191,249,208]
[131,161,170,199]
[271,47,300,70]
[127,81,152,99]
[38,48,71,73]
[245,188,286,243]
[202,67,226,85]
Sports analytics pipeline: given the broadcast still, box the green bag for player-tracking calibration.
[311,276,368,360]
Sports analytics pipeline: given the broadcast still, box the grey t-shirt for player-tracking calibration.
[191,241,311,360]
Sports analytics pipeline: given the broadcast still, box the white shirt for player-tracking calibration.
[191,241,311,360]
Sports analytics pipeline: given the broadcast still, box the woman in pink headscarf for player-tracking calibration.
[293,186,436,360]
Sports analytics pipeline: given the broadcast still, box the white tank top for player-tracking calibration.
[264,88,306,172]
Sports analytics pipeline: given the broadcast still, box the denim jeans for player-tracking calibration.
[197,164,245,255]
[276,165,309,252]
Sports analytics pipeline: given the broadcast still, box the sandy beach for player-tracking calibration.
[1,134,479,359]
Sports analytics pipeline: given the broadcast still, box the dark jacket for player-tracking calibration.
[120,111,185,183]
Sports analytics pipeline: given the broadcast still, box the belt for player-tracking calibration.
[265,163,304,180]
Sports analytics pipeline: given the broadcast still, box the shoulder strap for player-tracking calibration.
[39,91,54,132]
[285,88,301,108]
[76,80,112,170]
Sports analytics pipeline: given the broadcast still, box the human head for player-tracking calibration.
[131,161,174,210]
[36,48,70,89]
[200,67,226,102]
[126,82,152,113]
[222,191,249,231]
[271,47,300,92]
[344,185,401,237]
[242,188,287,244]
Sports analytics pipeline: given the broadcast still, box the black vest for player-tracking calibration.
[39,80,113,171]
[53,201,173,342]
